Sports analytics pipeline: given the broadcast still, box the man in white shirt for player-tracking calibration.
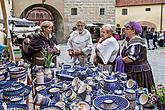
[67,20,93,66]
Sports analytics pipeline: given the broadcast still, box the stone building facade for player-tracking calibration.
[11,0,115,43]
[116,0,165,34]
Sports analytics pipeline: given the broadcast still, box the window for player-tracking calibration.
[145,8,151,11]
[40,13,43,18]
[100,8,105,15]
[122,9,127,15]
[71,8,77,15]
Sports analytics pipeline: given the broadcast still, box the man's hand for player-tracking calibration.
[68,49,74,57]
[73,50,82,57]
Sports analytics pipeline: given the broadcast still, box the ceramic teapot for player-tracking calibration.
[100,75,118,92]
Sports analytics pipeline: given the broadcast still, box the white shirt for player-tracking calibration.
[67,29,93,56]
[96,37,119,64]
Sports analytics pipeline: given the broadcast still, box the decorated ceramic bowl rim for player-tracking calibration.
[125,89,136,94]
[42,105,62,110]
[48,88,60,93]
[93,95,130,110]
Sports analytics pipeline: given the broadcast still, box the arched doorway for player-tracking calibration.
[139,21,157,38]
[20,4,64,43]
[25,7,54,26]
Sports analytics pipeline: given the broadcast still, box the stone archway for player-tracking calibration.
[139,21,157,30]
[20,4,64,43]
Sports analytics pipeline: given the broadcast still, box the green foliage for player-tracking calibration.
[42,48,54,68]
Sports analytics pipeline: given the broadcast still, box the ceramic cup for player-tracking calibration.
[65,88,76,102]
[137,88,148,99]
[72,77,79,92]
[100,76,118,92]
[33,93,46,106]
[125,89,137,101]
[0,89,3,99]
[48,88,60,102]
[86,85,92,93]
[36,71,44,84]
[126,79,138,90]
[41,96,51,107]
[35,85,46,94]
[55,101,65,110]
[129,100,136,110]
[139,93,148,105]
[78,83,87,99]
[85,93,91,103]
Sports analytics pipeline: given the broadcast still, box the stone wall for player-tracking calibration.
[63,0,116,39]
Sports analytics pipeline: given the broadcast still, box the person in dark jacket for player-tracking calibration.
[23,21,60,67]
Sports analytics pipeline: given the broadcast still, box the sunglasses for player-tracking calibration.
[77,25,84,27]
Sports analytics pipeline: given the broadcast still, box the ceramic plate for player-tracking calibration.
[93,95,129,110]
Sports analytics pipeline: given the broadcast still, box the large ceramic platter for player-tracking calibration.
[93,95,129,110]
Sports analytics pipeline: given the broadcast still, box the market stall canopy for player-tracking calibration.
[0,17,35,27]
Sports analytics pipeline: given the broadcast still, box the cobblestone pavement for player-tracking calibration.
[58,40,165,85]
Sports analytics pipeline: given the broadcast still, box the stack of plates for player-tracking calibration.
[9,67,27,82]
[0,66,8,81]
[3,81,25,100]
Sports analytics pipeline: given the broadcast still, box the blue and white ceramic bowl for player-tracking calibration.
[93,95,129,110]
[20,85,32,99]
[3,81,25,96]
[7,104,28,110]
[41,105,62,110]
[10,96,24,104]
[9,67,26,74]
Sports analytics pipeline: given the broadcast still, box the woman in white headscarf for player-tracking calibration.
[93,24,120,74]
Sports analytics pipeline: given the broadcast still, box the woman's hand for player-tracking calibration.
[122,56,133,63]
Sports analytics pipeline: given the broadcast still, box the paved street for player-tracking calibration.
[58,41,165,85]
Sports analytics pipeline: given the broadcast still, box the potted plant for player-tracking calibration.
[43,48,55,78]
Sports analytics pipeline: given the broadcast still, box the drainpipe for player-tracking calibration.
[160,3,163,31]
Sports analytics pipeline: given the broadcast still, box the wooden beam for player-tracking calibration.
[0,0,15,61]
